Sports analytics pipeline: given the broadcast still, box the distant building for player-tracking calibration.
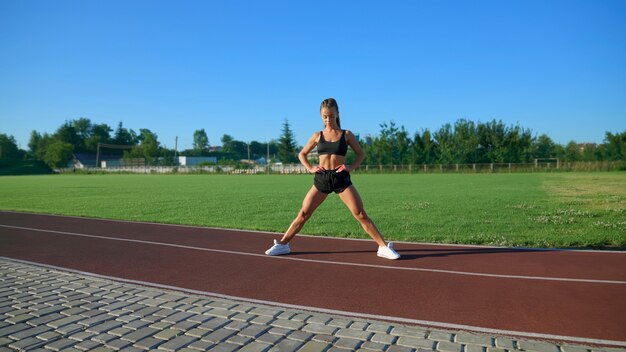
[70,153,125,169]
[177,156,217,166]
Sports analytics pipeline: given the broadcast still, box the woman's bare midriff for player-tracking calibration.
[318,154,346,170]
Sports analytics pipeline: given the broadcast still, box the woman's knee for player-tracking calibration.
[297,209,311,222]
[352,209,369,222]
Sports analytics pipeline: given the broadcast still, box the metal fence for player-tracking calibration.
[59,161,622,174]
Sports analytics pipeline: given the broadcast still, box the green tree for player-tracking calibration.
[43,140,73,168]
[221,134,234,153]
[532,134,557,159]
[564,141,581,161]
[278,119,298,163]
[84,123,113,153]
[193,129,209,152]
[0,134,21,159]
[113,122,138,145]
[604,131,626,161]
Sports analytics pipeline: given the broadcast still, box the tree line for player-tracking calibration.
[358,120,625,166]
[0,118,299,168]
[0,117,624,169]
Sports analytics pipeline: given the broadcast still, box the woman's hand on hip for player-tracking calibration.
[310,165,326,173]
[335,164,350,173]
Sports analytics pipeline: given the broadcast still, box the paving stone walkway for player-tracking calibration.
[0,258,622,352]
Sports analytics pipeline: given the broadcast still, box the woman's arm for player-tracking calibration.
[298,132,322,173]
[345,130,364,172]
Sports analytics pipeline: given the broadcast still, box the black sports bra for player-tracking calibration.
[317,130,348,156]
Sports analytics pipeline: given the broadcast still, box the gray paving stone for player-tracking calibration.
[517,340,560,352]
[334,337,362,350]
[208,342,241,352]
[301,323,338,335]
[0,322,30,337]
[9,324,52,339]
[327,318,353,328]
[226,334,252,346]
[154,328,182,340]
[269,338,304,352]
[6,313,34,324]
[455,332,494,346]
[392,326,429,338]
[185,328,210,338]
[157,335,198,351]
[386,345,416,352]
[297,340,332,352]
[105,338,133,350]
[187,313,213,324]
[335,328,372,341]
[429,331,454,342]
[465,345,487,352]
[312,334,336,344]
[250,315,275,325]
[77,312,114,326]
[188,306,212,315]
[121,327,160,342]
[271,318,306,330]
[397,336,436,349]
[203,328,237,344]
[57,323,84,335]
[249,306,283,317]
[134,336,165,349]
[206,308,236,319]
[238,341,272,352]
[287,330,314,342]
[46,337,79,351]
[68,330,97,342]
[231,312,256,322]
[170,320,199,331]
[560,345,591,352]
[198,317,230,331]
[365,324,393,334]
[162,311,194,324]
[360,341,389,351]
[494,337,515,350]
[306,315,332,325]
[47,314,86,328]
[349,321,369,330]
[187,339,214,351]
[239,324,270,338]
[437,341,463,352]
[257,331,286,345]
[371,333,396,344]
[86,320,125,334]
[124,318,151,330]
[92,333,118,344]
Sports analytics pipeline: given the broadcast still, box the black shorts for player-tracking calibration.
[314,169,353,194]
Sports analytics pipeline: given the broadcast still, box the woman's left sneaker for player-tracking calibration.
[265,239,291,256]
[377,242,400,260]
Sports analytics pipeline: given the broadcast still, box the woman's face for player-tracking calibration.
[320,107,339,128]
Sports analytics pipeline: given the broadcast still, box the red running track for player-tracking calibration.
[0,211,625,346]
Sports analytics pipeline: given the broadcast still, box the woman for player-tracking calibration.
[265,98,400,260]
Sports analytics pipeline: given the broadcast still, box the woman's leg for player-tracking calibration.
[338,185,387,247]
[279,186,328,244]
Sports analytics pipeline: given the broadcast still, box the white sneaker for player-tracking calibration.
[265,239,291,256]
[377,242,400,260]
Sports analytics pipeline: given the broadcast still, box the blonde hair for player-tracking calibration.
[320,98,341,128]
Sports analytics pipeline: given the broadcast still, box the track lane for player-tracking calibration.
[1,211,625,344]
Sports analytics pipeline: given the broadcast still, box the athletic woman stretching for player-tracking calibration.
[265,98,401,260]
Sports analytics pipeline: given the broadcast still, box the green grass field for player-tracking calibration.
[1,173,625,249]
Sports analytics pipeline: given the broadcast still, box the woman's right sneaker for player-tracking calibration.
[265,239,291,256]
[377,242,400,260]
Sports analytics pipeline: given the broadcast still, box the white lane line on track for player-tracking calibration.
[2,210,625,254]
[1,256,625,348]
[2,223,625,285]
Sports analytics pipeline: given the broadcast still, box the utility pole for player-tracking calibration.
[267,141,270,174]
[174,136,178,165]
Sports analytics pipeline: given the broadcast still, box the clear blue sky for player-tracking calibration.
[1,0,625,151]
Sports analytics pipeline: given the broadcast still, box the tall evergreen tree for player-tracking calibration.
[278,119,298,163]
